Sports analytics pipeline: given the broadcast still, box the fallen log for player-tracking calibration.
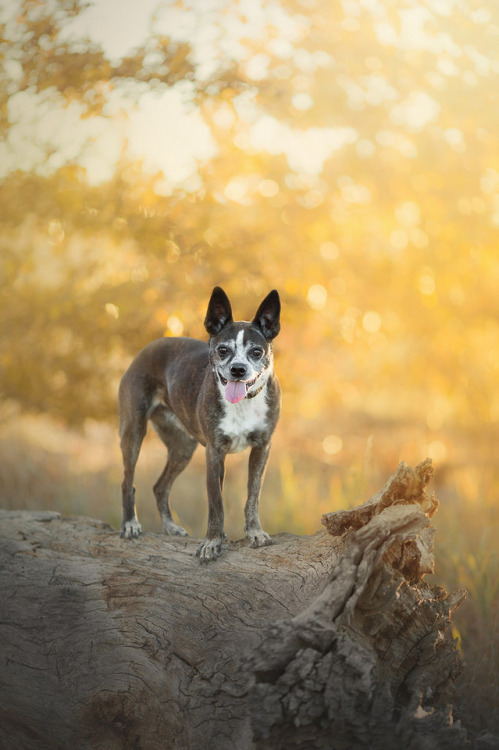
[0,460,481,749]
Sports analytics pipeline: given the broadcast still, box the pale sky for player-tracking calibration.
[1,0,442,190]
[67,0,161,60]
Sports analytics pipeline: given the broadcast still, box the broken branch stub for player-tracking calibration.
[323,458,438,584]
[322,458,438,536]
[249,460,468,749]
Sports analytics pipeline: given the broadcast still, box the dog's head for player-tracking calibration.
[205,287,281,404]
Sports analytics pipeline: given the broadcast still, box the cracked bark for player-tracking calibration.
[0,460,485,749]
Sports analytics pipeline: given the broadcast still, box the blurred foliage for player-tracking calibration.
[1,0,499,456]
[0,2,498,729]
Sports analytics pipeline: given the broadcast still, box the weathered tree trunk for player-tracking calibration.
[0,460,484,749]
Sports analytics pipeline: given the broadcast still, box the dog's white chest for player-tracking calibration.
[219,395,268,453]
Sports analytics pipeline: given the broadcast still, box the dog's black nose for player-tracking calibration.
[230,363,247,379]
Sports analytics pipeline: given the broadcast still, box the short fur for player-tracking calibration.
[118,287,281,562]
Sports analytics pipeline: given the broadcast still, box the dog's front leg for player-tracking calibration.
[244,443,273,548]
[197,444,226,562]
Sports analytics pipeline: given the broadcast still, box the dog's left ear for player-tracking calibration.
[252,290,281,340]
[204,286,234,336]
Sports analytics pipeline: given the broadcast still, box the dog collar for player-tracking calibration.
[246,381,266,399]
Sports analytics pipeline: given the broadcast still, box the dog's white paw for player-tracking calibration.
[196,537,223,562]
[246,528,272,548]
[120,518,142,539]
[162,519,189,537]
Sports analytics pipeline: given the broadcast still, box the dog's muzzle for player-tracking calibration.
[218,372,259,403]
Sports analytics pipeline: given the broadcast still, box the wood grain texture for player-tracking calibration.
[0,511,338,749]
[0,461,490,749]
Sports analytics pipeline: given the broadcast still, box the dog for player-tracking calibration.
[118,286,281,562]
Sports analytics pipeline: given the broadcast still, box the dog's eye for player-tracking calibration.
[217,346,229,357]
[251,348,263,359]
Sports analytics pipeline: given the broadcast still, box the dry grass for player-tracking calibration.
[432,473,499,737]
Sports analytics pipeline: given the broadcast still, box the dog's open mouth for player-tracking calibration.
[219,373,258,404]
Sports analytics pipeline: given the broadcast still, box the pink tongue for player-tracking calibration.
[225,380,246,404]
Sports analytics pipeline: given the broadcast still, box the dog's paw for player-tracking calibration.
[162,519,189,537]
[196,537,223,562]
[120,518,142,539]
[246,528,272,548]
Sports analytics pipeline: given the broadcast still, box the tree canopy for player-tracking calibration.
[1,0,498,463]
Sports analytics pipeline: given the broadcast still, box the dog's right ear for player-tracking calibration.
[204,286,233,336]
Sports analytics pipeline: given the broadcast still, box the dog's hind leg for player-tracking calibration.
[150,408,197,536]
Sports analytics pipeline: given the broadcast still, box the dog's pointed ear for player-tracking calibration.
[252,290,281,340]
[204,286,233,336]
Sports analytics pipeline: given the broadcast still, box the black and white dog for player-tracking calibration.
[118,286,281,562]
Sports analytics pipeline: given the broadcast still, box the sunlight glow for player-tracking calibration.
[307,284,328,310]
[63,0,160,61]
[251,116,358,174]
[322,434,343,456]
[320,242,340,260]
[390,91,441,131]
[427,440,448,463]
[127,90,216,189]
[167,315,184,336]
[362,312,382,334]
